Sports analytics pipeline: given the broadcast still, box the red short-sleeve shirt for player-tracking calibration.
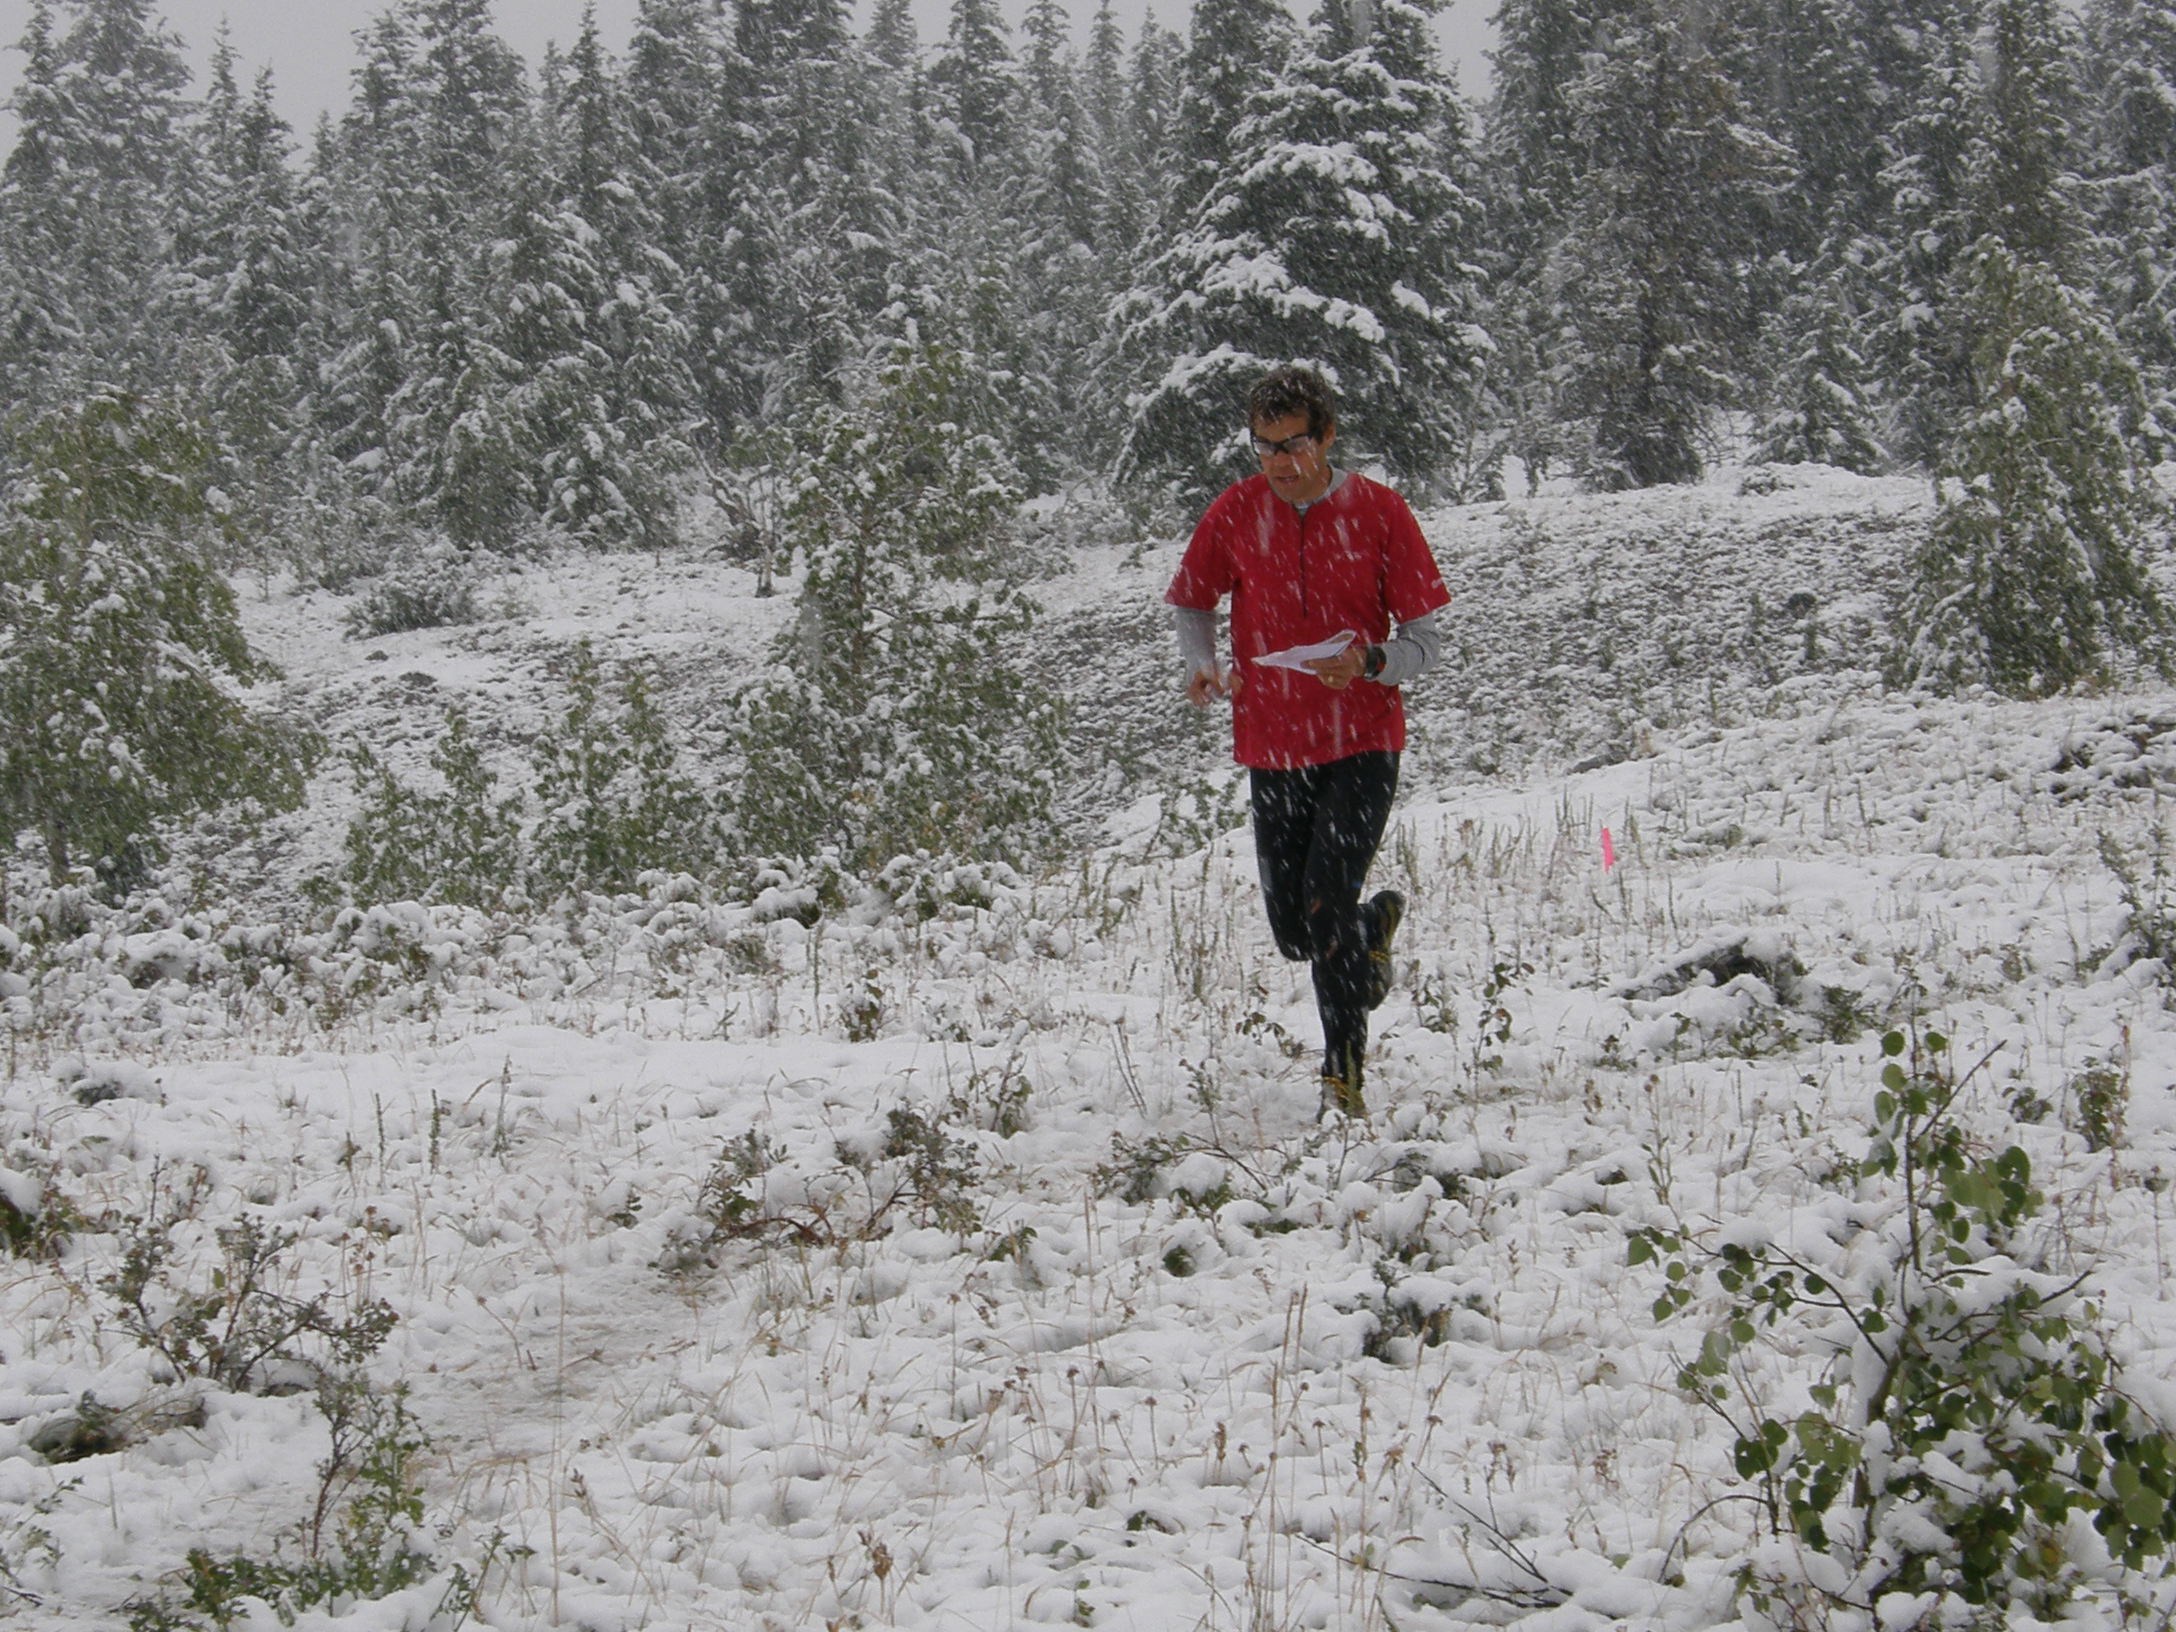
[1166,471,1451,770]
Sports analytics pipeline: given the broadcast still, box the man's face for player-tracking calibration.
[1251,411,1336,506]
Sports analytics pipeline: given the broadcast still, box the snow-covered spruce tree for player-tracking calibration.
[1897,246,2170,694]
[1896,0,2170,695]
[1070,5,1179,475]
[426,253,537,550]
[1477,0,1629,491]
[678,10,767,435]
[1731,0,1894,470]
[623,0,726,288]
[622,0,731,455]
[1897,245,2167,691]
[928,0,1020,175]
[2079,0,2176,205]
[498,11,696,551]
[1101,0,1290,506]
[735,343,1063,874]
[866,0,919,77]
[1482,0,1626,296]
[1082,0,1156,264]
[1125,12,1187,201]
[1862,0,1982,471]
[1548,0,1792,488]
[1958,0,2084,309]
[0,395,314,893]
[0,4,78,412]
[1002,0,1103,491]
[178,31,249,285]
[1732,0,1889,276]
[893,0,1074,491]
[1754,259,1885,473]
[1115,0,1487,502]
[312,0,528,543]
[2078,0,2176,407]
[713,0,896,429]
[861,0,941,330]
[1165,0,1294,226]
[409,0,527,227]
[1305,0,1486,493]
[312,11,430,513]
[386,0,531,546]
[0,0,197,412]
[180,56,318,535]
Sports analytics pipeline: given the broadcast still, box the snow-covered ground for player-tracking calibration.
[8,465,2176,1630]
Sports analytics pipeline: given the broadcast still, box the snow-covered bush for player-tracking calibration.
[340,535,482,638]
[734,342,1065,874]
[1015,483,1136,562]
[1,839,1058,1061]
[104,1191,397,1394]
[1632,1028,2176,1622]
[343,708,524,909]
[0,1154,74,1260]
[340,644,723,907]
[690,1102,988,1255]
[529,642,723,896]
[123,1375,497,1630]
[0,394,316,892]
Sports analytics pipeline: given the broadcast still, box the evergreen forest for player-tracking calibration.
[22,10,2176,1624]
[7,0,2176,891]
[10,0,2176,525]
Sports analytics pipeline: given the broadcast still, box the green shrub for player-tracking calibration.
[2070,1059,2129,1154]
[126,1378,499,1631]
[735,342,1064,874]
[0,1481,66,1611]
[1631,1027,2176,1621]
[102,1190,396,1393]
[2100,826,2176,982]
[0,1158,81,1259]
[0,394,315,892]
[529,642,721,896]
[341,643,721,906]
[341,536,481,638]
[344,708,524,908]
[694,1102,986,1253]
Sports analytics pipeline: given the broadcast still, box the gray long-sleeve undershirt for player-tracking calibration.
[1173,604,1442,687]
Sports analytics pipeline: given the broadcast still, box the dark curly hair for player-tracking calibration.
[1247,366,1338,439]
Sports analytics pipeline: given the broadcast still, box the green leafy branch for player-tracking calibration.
[1631,1027,2176,1619]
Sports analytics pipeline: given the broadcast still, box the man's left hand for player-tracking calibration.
[1305,642,1367,690]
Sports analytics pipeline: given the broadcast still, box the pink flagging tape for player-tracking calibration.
[1601,827,1617,872]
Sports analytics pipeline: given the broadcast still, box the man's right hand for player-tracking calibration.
[1186,664,1241,707]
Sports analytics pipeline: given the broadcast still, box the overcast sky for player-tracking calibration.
[0,0,1495,160]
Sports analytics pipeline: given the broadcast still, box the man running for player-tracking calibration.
[1166,365,1450,1117]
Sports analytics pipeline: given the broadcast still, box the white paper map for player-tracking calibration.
[1253,629,1357,670]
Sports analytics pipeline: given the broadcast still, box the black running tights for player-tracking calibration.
[1248,750,1399,1080]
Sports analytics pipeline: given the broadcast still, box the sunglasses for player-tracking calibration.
[1250,431,1317,460]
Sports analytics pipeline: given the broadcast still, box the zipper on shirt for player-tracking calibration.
[1296,505,1308,618]
[1290,473,1339,623]
[1295,499,1314,619]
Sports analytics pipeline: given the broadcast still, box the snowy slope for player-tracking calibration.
[7,466,2176,1631]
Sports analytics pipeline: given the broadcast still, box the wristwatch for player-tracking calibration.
[1362,644,1387,680]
